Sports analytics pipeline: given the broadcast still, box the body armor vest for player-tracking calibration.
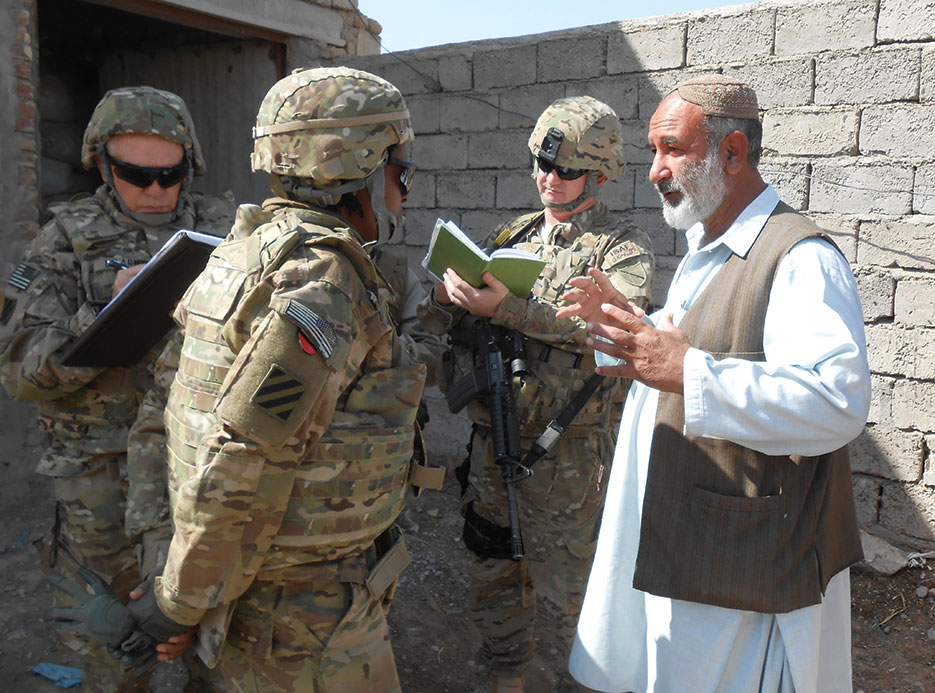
[166,203,424,567]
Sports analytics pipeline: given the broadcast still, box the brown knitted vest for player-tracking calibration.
[631,202,863,613]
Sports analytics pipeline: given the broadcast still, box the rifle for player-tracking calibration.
[447,318,530,560]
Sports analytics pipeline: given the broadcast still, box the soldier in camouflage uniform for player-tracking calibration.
[115,67,443,692]
[419,96,655,692]
[0,86,235,691]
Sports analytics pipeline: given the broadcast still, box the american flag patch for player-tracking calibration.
[251,365,305,422]
[8,263,39,292]
[283,299,336,360]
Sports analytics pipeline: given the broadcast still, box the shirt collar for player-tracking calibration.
[684,185,779,258]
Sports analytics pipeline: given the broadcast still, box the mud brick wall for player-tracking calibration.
[331,0,935,547]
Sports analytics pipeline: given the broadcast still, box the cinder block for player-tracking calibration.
[636,68,709,119]
[406,94,440,135]
[914,164,935,214]
[763,108,859,156]
[810,162,912,215]
[405,208,459,246]
[618,119,651,166]
[815,47,920,105]
[619,208,677,257]
[892,377,935,431]
[495,170,540,210]
[608,23,685,74]
[878,0,935,42]
[895,278,935,327]
[850,425,924,482]
[851,474,881,525]
[879,479,935,542]
[497,83,565,130]
[537,35,606,83]
[632,164,660,210]
[436,171,495,209]
[855,268,896,321]
[411,134,467,171]
[775,0,876,56]
[868,374,894,424]
[727,58,814,110]
[369,56,441,95]
[804,213,858,262]
[565,75,640,121]
[867,324,935,379]
[405,171,436,209]
[439,93,499,132]
[460,210,517,239]
[600,168,636,212]
[474,45,537,90]
[861,104,935,157]
[438,54,472,92]
[760,159,810,211]
[922,47,935,102]
[686,10,774,66]
[468,130,529,169]
[859,216,935,271]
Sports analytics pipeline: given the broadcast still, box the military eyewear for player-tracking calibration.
[388,156,416,195]
[536,157,587,181]
[108,155,190,189]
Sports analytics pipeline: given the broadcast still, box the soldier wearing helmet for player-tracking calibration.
[419,95,654,692]
[112,67,443,691]
[0,86,235,690]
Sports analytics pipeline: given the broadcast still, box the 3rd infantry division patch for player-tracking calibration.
[251,365,306,422]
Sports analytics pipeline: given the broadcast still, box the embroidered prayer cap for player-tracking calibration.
[673,75,759,120]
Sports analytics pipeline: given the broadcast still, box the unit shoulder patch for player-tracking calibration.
[250,364,307,423]
[601,240,642,269]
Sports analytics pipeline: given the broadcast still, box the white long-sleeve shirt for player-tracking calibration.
[570,185,870,693]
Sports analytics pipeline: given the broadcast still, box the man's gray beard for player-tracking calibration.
[659,148,728,230]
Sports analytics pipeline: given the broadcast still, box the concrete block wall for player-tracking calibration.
[331,0,935,547]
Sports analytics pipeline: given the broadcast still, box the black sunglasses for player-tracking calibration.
[537,157,587,181]
[107,154,190,189]
[388,156,416,195]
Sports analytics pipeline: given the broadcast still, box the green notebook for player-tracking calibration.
[422,219,546,298]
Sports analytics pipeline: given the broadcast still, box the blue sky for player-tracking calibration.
[356,0,756,52]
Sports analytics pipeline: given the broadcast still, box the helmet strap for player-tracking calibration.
[364,163,403,246]
[273,173,367,207]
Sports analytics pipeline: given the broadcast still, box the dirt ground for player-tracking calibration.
[1,449,934,692]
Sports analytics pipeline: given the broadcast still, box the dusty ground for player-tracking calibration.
[1,448,934,692]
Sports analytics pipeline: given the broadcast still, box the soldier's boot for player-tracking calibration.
[492,674,524,693]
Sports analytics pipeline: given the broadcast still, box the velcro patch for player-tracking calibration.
[8,263,39,292]
[602,241,641,269]
[0,296,14,326]
[250,365,306,423]
[283,299,336,360]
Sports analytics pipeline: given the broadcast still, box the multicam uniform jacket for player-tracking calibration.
[0,185,234,476]
[153,200,438,661]
[421,199,654,440]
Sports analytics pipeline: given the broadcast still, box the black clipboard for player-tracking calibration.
[62,229,224,367]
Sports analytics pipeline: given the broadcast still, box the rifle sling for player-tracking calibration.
[520,372,604,470]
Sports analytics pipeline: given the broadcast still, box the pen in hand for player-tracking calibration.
[106,259,129,270]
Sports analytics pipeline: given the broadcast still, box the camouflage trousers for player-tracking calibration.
[47,455,149,692]
[215,577,400,692]
[465,426,612,681]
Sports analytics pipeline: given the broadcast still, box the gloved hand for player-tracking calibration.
[110,585,191,673]
[45,568,136,648]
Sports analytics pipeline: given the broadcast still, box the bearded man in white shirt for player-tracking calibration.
[557,75,870,693]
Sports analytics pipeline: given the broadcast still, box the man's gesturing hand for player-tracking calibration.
[557,268,643,326]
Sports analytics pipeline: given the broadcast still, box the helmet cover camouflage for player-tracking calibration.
[251,66,413,191]
[527,96,625,181]
[80,86,205,175]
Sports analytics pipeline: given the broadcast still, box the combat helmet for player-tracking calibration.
[251,66,414,242]
[528,95,625,212]
[81,86,205,175]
